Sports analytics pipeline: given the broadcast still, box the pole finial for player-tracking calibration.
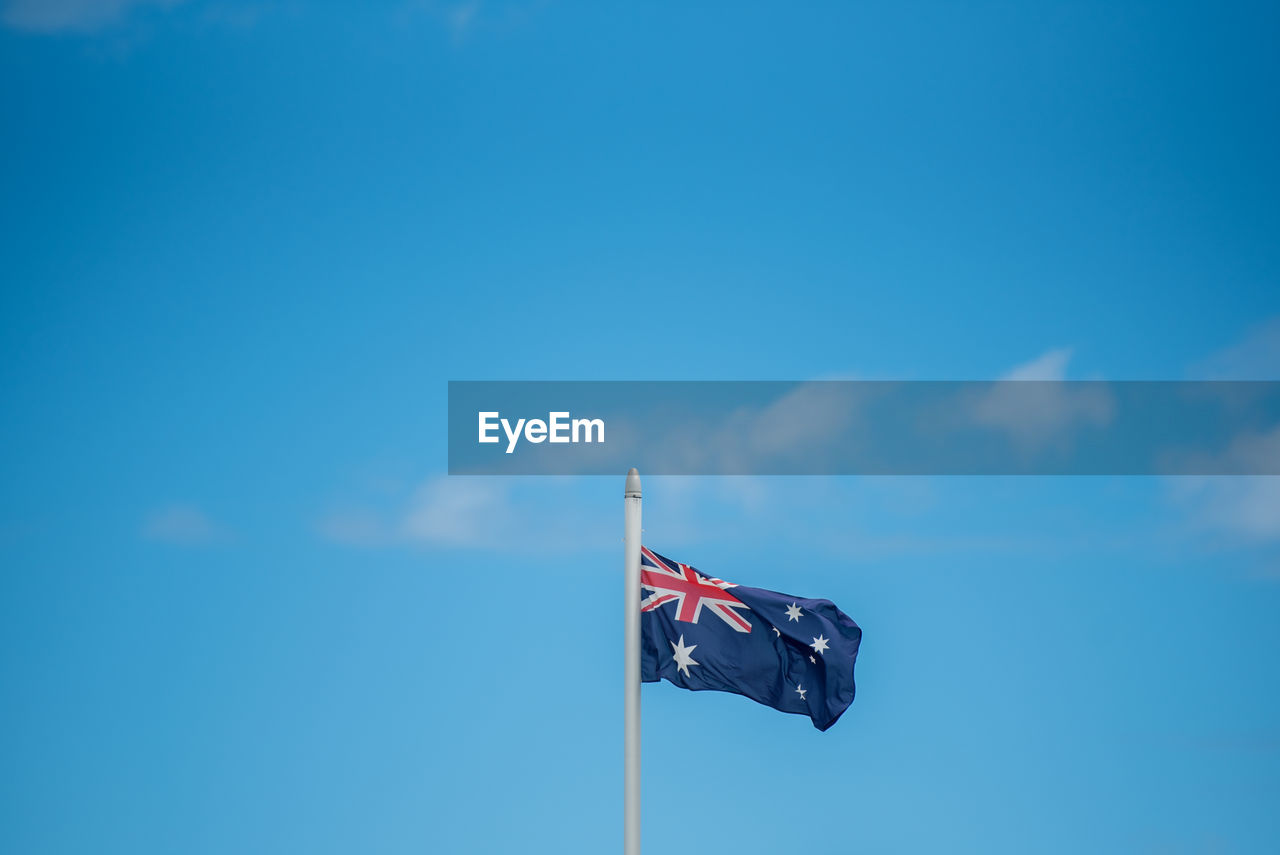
[625,467,641,498]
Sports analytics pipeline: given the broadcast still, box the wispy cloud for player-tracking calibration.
[2,0,184,33]
[320,473,942,557]
[1169,476,1280,543]
[317,478,511,548]
[1191,316,1280,380]
[317,475,616,553]
[1166,425,1280,549]
[1167,318,1280,553]
[967,347,1113,450]
[1000,347,1075,382]
[697,382,869,474]
[141,504,224,545]
[400,477,511,546]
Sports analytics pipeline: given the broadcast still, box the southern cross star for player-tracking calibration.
[810,634,830,655]
[785,603,803,622]
[795,683,807,701]
[670,634,699,678]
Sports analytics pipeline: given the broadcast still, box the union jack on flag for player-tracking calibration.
[640,546,752,632]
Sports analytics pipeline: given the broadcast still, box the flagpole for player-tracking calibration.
[623,468,642,855]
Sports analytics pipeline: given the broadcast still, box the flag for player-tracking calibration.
[639,547,862,731]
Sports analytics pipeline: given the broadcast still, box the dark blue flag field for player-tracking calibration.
[639,548,862,731]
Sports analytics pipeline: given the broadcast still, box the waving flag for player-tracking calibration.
[639,548,862,731]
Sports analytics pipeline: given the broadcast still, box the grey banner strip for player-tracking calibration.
[448,381,1280,475]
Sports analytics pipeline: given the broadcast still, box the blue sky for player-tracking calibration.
[2,1,1279,852]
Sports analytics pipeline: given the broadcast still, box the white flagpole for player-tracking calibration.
[623,468,642,855]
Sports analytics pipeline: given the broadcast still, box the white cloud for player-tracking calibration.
[1169,476,1280,542]
[315,471,1137,565]
[317,477,511,549]
[1166,426,1280,544]
[1166,317,1280,549]
[141,504,222,545]
[1000,348,1074,382]
[1191,316,1280,380]
[1212,425,1280,476]
[400,477,511,546]
[317,475,616,553]
[968,347,1113,450]
[744,382,862,457]
[637,381,871,475]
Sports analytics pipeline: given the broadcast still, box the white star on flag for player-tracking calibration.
[785,603,803,622]
[795,683,807,700]
[810,634,830,655]
[670,634,699,678]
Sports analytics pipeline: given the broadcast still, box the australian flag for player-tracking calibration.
[639,547,862,731]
